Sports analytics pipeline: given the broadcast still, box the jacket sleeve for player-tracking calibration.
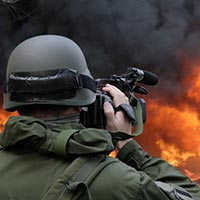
[117,140,200,200]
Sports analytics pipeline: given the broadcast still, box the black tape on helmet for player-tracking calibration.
[8,68,96,102]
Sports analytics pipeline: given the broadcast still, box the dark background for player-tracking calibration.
[1,0,200,98]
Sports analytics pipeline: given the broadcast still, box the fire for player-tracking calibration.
[156,139,196,167]
[187,66,200,104]
[136,61,200,184]
[0,108,18,131]
[137,98,200,181]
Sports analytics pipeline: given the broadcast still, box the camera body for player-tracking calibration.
[80,91,146,129]
[79,67,156,129]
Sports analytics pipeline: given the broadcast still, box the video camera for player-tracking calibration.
[80,67,159,130]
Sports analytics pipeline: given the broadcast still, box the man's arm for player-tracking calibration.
[117,139,200,200]
[103,84,200,200]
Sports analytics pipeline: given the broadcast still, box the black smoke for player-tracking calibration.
[1,0,200,103]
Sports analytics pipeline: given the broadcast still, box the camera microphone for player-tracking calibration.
[129,67,159,86]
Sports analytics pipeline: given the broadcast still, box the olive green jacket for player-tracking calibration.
[0,116,199,199]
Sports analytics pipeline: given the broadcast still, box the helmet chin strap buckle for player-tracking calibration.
[74,71,83,89]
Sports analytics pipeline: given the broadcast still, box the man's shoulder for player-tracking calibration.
[0,145,4,150]
[99,156,140,181]
[89,156,141,199]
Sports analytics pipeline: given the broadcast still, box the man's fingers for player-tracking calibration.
[103,84,124,97]
[102,84,132,133]
[102,84,129,106]
[103,101,114,119]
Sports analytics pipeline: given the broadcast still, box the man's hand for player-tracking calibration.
[102,84,133,149]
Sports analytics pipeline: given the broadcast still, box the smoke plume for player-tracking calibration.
[1,0,200,112]
[1,0,200,95]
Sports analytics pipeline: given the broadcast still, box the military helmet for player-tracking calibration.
[3,35,96,111]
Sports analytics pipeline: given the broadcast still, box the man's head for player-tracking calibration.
[3,35,96,113]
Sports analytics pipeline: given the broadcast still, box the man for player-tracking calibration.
[0,35,199,200]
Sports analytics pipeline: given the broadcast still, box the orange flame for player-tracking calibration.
[0,109,18,131]
[138,98,200,183]
[136,61,200,184]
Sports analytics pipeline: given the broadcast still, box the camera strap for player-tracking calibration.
[131,98,143,136]
[115,104,136,124]
[111,99,143,141]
